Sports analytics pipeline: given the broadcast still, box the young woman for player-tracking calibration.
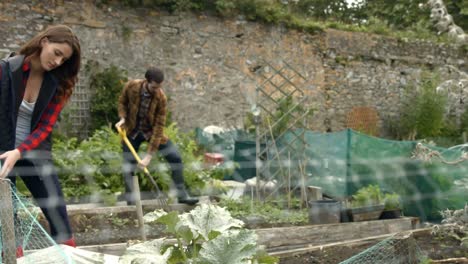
[0,25,81,250]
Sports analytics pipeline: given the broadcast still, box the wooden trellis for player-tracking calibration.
[66,72,91,138]
[252,60,312,205]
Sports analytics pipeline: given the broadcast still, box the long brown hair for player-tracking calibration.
[19,25,81,102]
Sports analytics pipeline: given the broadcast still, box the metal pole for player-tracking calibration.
[0,179,17,264]
[256,121,261,201]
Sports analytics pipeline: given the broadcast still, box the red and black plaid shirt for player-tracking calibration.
[0,61,65,154]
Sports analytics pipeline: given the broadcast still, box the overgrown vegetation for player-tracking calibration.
[403,74,446,139]
[390,72,454,145]
[429,204,468,255]
[100,0,467,42]
[88,62,128,134]
[52,125,228,203]
[53,127,124,203]
[218,197,308,225]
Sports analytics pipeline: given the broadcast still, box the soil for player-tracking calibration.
[35,205,466,262]
[279,229,467,263]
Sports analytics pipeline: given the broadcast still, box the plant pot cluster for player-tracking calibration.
[308,185,403,225]
[345,185,403,222]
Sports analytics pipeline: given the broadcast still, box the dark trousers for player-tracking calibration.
[8,159,73,243]
[122,133,184,203]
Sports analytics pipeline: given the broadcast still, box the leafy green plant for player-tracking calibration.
[393,72,447,140]
[161,122,207,194]
[88,63,128,134]
[383,192,401,211]
[53,127,124,202]
[349,184,383,208]
[140,122,231,195]
[219,197,308,225]
[120,204,278,263]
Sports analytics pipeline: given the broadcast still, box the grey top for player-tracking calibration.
[15,99,36,148]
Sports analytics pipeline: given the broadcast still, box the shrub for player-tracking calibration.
[88,63,128,134]
[394,72,447,140]
[53,127,124,202]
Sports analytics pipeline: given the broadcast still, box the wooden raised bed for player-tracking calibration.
[274,228,468,264]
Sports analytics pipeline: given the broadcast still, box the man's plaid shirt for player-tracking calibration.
[129,84,153,140]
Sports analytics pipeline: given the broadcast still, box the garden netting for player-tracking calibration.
[196,128,468,221]
[0,180,72,263]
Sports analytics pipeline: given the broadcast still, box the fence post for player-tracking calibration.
[0,179,17,264]
[132,175,146,241]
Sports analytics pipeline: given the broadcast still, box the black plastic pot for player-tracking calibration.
[308,200,341,225]
[379,209,402,219]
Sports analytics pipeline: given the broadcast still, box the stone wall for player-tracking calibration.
[1,0,466,136]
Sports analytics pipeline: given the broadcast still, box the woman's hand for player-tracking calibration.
[0,149,21,178]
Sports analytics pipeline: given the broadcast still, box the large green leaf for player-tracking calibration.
[197,229,257,264]
[143,209,167,223]
[179,204,244,240]
[118,239,172,264]
[144,210,181,235]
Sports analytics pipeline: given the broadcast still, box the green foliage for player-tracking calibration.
[446,0,468,29]
[350,184,383,208]
[139,204,279,263]
[271,95,309,138]
[106,0,468,42]
[394,72,447,140]
[219,197,308,225]
[52,127,124,203]
[88,63,128,134]
[139,122,228,195]
[363,0,430,30]
[244,95,314,138]
[52,123,228,202]
[383,192,401,210]
[161,122,207,194]
[121,25,132,41]
[198,229,258,264]
[121,0,215,12]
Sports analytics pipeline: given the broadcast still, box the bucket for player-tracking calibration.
[308,200,341,225]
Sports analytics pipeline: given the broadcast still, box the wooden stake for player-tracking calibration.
[132,175,146,241]
[0,179,17,264]
[288,152,291,210]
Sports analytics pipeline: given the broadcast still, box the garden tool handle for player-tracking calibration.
[117,126,151,175]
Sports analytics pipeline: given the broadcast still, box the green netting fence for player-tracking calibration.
[0,179,71,263]
[339,233,426,264]
[196,128,468,221]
